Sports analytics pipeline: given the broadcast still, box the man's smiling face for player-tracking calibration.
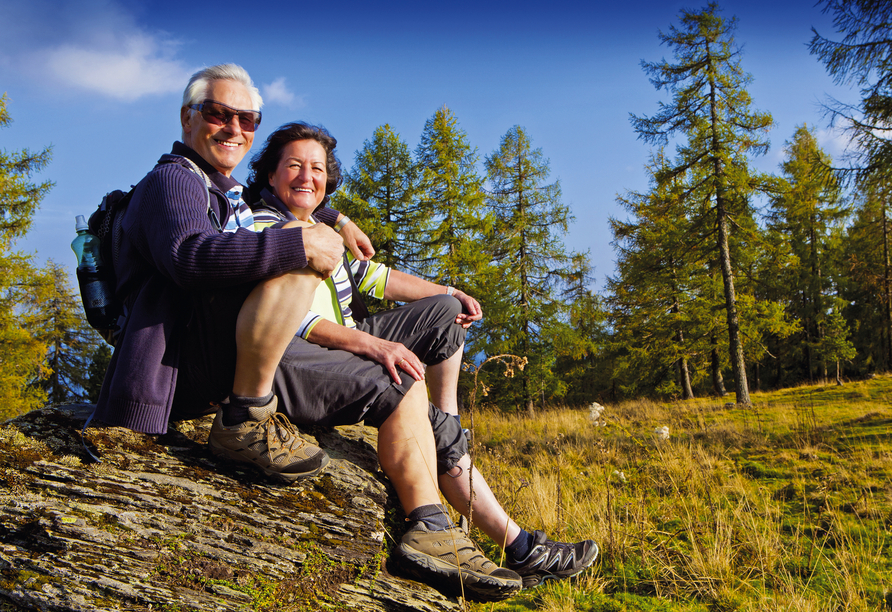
[181,79,256,177]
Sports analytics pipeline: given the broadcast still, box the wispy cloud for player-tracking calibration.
[1,0,193,101]
[261,77,305,109]
[815,125,854,162]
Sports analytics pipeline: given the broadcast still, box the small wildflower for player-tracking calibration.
[654,425,670,440]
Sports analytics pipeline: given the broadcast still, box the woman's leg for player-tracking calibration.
[426,345,463,417]
[438,454,521,547]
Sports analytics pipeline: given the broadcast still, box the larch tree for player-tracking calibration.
[414,107,490,290]
[817,296,857,384]
[29,261,104,405]
[608,155,703,400]
[331,124,427,279]
[809,0,892,181]
[630,2,774,406]
[555,253,608,406]
[765,125,847,382]
[841,177,892,371]
[482,125,572,415]
[84,343,112,403]
[0,93,54,419]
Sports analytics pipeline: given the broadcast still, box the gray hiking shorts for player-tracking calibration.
[176,292,469,474]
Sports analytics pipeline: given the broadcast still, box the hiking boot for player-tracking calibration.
[507,530,599,587]
[208,396,329,483]
[397,522,522,602]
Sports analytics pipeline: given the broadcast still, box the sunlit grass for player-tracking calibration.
[462,375,892,612]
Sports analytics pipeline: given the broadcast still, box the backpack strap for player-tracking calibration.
[343,252,370,324]
[177,157,222,232]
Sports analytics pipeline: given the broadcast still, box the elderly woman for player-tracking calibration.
[234,122,597,601]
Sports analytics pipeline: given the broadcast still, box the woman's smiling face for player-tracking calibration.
[269,139,328,220]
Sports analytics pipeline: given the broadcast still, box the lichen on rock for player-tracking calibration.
[0,405,460,611]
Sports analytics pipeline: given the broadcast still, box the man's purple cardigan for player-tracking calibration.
[94,142,339,434]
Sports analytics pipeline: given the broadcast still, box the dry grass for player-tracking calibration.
[463,376,892,612]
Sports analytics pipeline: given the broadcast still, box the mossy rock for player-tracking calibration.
[0,405,459,611]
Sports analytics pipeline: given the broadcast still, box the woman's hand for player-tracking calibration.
[339,219,375,261]
[452,289,482,329]
[306,320,423,385]
[363,336,425,384]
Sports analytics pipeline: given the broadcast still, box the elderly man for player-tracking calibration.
[94,64,597,603]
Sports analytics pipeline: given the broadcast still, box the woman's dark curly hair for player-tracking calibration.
[245,122,342,207]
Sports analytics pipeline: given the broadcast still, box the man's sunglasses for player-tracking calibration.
[188,100,262,132]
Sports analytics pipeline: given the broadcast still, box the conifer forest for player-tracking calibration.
[3,1,892,417]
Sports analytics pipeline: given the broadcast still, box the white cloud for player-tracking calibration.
[815,125,853,162]
[261,77,305,109]
[1,0,193,101]
[39,35,191,101]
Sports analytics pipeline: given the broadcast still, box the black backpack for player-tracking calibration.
[81,159,216,345]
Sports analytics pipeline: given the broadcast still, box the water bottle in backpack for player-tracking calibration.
[72,214,118,332]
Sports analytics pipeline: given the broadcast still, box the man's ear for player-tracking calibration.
[181,107,193,135]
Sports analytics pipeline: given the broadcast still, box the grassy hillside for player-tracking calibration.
[461,376,892,612]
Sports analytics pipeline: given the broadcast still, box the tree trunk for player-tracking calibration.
[710,340,726,397]
[671,292,694,400]
[803,291,814,382]
[884,194,892,371]
[716,203,751,404]
[677,356,694,400]
[707,46,750,406]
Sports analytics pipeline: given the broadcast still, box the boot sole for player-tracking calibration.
[515,541,599,588]
[397,544,522,602]
[209,440,330,484]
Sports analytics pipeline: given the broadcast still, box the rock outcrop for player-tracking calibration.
[0,405,461,611]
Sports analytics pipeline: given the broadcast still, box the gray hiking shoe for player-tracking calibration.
[208,396,329,483]
[506,530,599,588]
[397,522,522,602]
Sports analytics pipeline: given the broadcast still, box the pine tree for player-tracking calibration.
[415,107,490,289]
[630,2,774,405]
[0,93,54,419]
[331,124,426,277]
[481,125,572,414]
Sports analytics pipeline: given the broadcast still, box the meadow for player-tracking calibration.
[460,376,892,612]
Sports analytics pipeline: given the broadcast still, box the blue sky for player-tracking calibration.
[1,0,859,291]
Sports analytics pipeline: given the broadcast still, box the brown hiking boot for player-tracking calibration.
[397,522,522,602]
[208,396,329,483]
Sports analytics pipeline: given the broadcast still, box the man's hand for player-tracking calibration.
[301,222,343,278]
[339,220,375,261]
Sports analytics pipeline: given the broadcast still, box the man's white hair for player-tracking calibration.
[183,63,263,109]
[181,64,263,138]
